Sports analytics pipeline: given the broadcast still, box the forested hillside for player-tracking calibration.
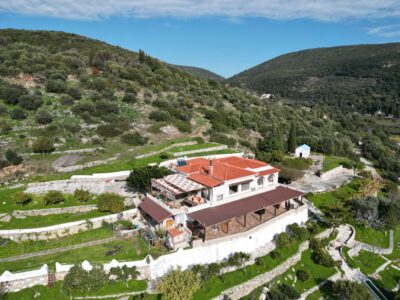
[0,29,399,182]
[228,43,400,117]
[174,65,224,81]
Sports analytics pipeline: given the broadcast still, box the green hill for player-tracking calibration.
[174,65,224,81]
[228,43,400,117]
[0,29,398,182]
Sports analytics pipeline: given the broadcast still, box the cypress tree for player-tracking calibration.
[287,122,297,153]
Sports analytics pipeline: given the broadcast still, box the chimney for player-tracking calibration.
[208,160,213,175]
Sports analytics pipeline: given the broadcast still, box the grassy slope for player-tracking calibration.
[193,240,302,300]
[0,226,113,259]
[0,236,148,272]
[6,279,147,300]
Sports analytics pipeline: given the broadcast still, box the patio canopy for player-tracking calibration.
[151,174,205,197]
[138,197,172,224]
[189,186,304,228]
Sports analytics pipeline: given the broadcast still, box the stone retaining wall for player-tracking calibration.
[214,241,310,299]
[320,165,354,180]
[134,141,197,159]
[53,156,118,173]
[0,209,137,242]
[12,205,97,217]
[171,145,228,157]
[0,265,48,292]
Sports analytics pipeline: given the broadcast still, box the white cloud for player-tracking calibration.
[367,24,400,37]
[1,0,400,21]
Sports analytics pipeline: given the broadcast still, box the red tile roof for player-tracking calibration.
[168,228,183,237]
[138,197,172,224]
[258,167,280,176]
[176,156,278,187]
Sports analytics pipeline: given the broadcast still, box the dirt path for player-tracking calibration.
[360,158,382,181]
[0,236,118,263]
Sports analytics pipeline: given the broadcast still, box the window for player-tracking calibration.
[229,185,239,194]
[241,182,250,191]
[217,194,224,201]
[257,177,264,186]
[268,174,275,183]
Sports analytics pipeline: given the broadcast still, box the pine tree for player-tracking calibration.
[287,122,297,153]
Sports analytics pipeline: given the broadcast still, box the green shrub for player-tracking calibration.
[0,83,27,105]
[32,136,55,153]
[66,86,81,99]
[270,250,281,260]
[10,108,26,120]
[97,192,124,213]
[13,192,32,206]
[74,189,92,203]
[5,149,23,165]
[45,79,67,93]
[275,232,291,249]
[122,92,137,103]
[36,110,53,124]
[209,132,236,148]
[149,110,171,121]
[97,124,123,137]
[127,165,170,191]
[288,223,309,241]
[121,132,148,146]
[60,94,75,106]
[296,270,310,282]
[43,190,65,205]
[18,94,43,110]
[311,248,335,267]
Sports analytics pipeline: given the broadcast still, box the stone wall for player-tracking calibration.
[171,145,228,157]
[0,265,48,292]
[0,209,137,242]
[12,205,97,217]
[214,241,310,299]
[25,179,128,196]
[53,156,118,173]
[320,165,354,180]
[135,141,197,159]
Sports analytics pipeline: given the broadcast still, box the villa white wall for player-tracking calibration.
[149,204,308,279]
[209,174,278,206]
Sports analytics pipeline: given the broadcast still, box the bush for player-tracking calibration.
[97,124,123,137]
[36,110,53,124]
[10,108,26,120]
[66,86,81,100]
[122,92,137,103]
[45,79,67,93]
[275,232,291,249]
[18,94,43,110]
[149,110,171,121]
[120,132,148,146]
[32,136,55,153]
[43,190,65,205]
[278,283,300,299]
[74,189,92,203]
[62,264,107,296]
[127,165,170,191]
[13,192,32,206]
[97,193,124,213]
[296,270,310,282]
[288,223,309,241]
[270,250,281,260]
[312,248,335,267]
[60,94,75,106]
[0,84,27,105]
[5,149,23,165]
[209,132,236,148]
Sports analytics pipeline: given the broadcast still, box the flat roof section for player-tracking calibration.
[189,186,304,228]
[138,197,172,224]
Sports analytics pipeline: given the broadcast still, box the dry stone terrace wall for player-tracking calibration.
[11,205,97,217]
[0,208,137,242]
[133,141,197,159]
[171,145,228,157]
[25,178,131,196]
[320,165,354,180]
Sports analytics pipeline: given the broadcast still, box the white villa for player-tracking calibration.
[138,155,307,249]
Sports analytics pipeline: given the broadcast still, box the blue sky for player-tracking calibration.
[1,1,400,77]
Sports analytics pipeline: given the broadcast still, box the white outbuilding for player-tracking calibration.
[295,144,311,158]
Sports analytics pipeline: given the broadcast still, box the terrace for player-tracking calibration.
[188,186,305,242]
[150,173,209,209]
